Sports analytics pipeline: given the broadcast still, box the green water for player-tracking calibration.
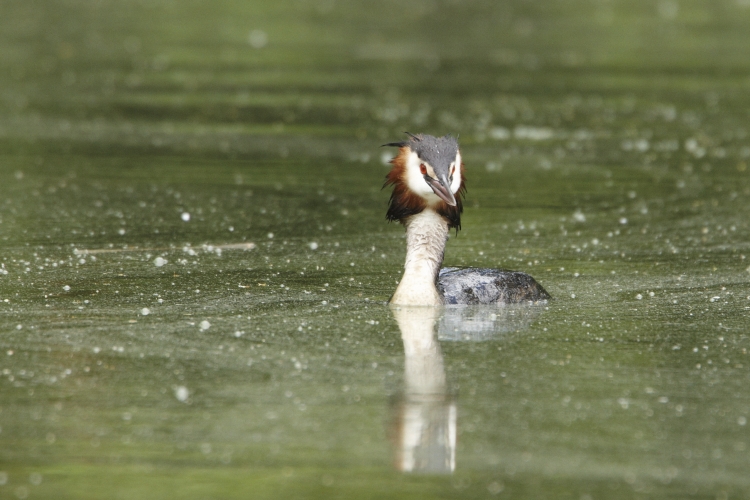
[1,0,750,498]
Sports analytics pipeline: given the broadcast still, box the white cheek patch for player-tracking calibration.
[405,151,441,203]
[450,151,463,194]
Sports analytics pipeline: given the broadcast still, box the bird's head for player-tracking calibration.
[383,133,465,230]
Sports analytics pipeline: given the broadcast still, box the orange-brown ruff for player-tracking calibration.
[384,146,466,231]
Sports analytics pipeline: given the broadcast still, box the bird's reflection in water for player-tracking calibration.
[389,304,545,474]
[389,306,456,474]
[438,305,545,342]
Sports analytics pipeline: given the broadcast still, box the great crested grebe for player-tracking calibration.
[383,133,550,306]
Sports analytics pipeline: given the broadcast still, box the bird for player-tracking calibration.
[383,132,550,306]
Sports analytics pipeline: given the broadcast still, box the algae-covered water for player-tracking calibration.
[1,0,750,498]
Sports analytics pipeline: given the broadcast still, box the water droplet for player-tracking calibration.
[247,30,268,49]
[174,386,189,402]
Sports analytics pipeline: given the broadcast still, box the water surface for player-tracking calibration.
[1,0,750,498]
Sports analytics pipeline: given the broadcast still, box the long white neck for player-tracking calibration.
[390,209,449,306]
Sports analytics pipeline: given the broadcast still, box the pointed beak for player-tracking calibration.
[424,174,457,206]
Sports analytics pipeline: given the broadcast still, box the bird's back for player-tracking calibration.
[438,267,550,305]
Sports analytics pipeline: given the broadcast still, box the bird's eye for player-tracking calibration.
[420,164,427,175]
